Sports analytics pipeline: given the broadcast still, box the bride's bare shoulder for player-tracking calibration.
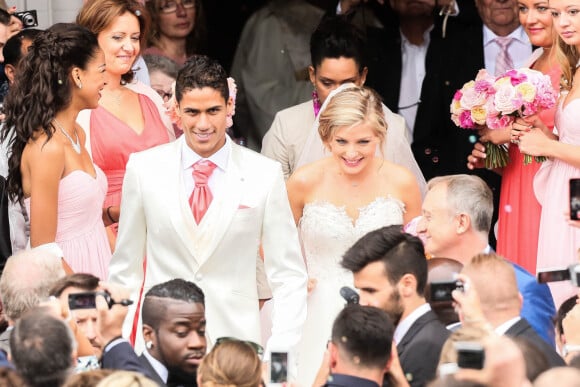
[377,158,418,187]
[288,158,330,188]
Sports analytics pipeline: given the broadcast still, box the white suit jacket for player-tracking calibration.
[109,136,308,353]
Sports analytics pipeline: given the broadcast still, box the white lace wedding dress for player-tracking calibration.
[296,196,405,386]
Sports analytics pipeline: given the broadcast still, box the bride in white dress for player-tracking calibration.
[287,85,421,385]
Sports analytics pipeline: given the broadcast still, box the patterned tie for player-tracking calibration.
[189,160,217,224]
[495,36,514,76]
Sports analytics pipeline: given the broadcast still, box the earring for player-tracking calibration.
[76,77,82,89]
[146,341,153,349]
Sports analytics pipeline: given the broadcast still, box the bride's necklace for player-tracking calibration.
[54,118,81,154]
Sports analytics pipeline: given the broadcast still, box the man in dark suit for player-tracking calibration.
[461,253,565,368]
[417,174,557,347]
[342,225,449,387]
[317,305,398,387]
[139,279,207,387]
[413,0,531,244]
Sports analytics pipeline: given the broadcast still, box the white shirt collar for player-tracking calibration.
[495,316,521,336]
[181,134,231,172]
[143,349,169,383]
[400,24,433,48]
[394,303,431,344]
[483,25,527,47]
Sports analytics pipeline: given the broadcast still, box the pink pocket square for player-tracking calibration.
[238,205,250,209]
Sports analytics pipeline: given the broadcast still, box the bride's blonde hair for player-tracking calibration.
[198,340,263,387]
[318,86,387,148]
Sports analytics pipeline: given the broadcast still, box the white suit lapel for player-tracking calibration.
[174,144,244,266]
[169,138,202,260]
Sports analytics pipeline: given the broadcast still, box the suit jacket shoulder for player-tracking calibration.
[262,100,314,179]
[138,354,166,386]
[397,310,450,387]
[512,262,556,347]
[504,318,564,368]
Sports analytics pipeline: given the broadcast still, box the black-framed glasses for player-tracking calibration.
[215,336,264,359]
[159,0,195,14]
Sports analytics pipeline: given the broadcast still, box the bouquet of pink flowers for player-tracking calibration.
[450,68,557,167]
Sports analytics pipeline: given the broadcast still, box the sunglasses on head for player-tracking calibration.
[215,336,264,359]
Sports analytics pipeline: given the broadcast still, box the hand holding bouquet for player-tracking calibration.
[450,68,557,167]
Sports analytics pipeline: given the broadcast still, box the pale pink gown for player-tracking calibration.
[535,91,580,306]
[25,166,112,279]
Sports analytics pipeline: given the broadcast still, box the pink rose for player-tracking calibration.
[459,110,475,128]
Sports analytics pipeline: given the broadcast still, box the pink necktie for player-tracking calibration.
[495,36,514,76]
[189,160,217,224]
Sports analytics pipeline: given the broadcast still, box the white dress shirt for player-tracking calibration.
[398,26,433,138]
[181,136,232,200]
[483,25,532,76]
[394,302,432,344]
[495,316,521,336]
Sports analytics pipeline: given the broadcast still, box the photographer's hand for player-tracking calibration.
[452,274,489,328]
[95,282,131,346]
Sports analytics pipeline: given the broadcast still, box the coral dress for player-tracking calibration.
[496,64,561,274]
[90,94,170,232]
[25,167,111,279]
[534,91,580,306]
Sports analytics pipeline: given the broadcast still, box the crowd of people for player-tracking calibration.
[1,0,580,386]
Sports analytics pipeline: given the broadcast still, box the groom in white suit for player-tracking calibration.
[109,56,308,359]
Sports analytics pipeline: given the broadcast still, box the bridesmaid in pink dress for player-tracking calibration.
[468,0,560,275]
[77,0,174,243]
[1,24,112,279]
[516,0,580,306]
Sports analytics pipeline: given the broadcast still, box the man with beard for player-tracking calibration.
[341,225,449,387]
[140,279,207,387]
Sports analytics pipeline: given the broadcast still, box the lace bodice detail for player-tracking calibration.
[299,196,405,281]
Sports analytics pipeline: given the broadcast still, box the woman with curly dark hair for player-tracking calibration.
[0,23,111,278]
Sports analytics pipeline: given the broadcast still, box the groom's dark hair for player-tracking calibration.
[175,55,229,104]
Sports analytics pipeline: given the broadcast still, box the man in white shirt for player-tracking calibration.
[341,225,449,387]
[109,56,308,367]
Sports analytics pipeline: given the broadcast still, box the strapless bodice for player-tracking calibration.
[299,196,405,280]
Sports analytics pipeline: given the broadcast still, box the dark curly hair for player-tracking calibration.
[1,23,101,201]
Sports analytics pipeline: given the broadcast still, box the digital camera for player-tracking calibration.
[14,10,38,29]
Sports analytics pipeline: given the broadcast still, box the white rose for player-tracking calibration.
[494,83,518,115]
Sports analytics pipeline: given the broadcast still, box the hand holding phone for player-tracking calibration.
[268,350,289,386]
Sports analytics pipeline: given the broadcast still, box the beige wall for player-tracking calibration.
[8,0,81,29]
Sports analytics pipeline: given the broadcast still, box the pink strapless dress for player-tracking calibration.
[25,167,112,279]
[534,92,580,307]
